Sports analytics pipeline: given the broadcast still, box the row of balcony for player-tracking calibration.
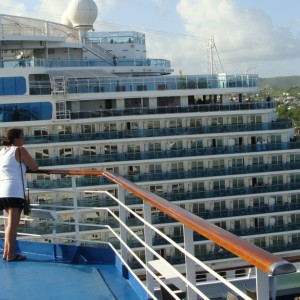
[37,197,300,228]
[149,222,300,245]
[29,73,259,95]
[32,142,300,168]
[25,119,291,145]
[17,219,300,254]
[30,179,300,203]
[170,241,300,266]
[30,161,300,191]
[68,102,275,120]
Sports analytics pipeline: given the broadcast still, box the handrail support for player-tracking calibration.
[256,268,270,300]
[184,225,197,300]
[71,176,80,245]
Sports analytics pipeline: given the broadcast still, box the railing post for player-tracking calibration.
[184,225,197,300]
[256,268,269,300]
[143,201,154,296]
[118,186,128,262]
[71,176,80,246]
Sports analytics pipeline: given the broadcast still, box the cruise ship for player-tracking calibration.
[0,0,300,299]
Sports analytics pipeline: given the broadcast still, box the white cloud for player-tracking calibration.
[1,0,300,77]
[175,0,300,75]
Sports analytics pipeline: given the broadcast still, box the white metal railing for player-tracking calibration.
[0,170,297,300]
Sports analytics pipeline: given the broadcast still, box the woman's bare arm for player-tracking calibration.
[17,147,39,171]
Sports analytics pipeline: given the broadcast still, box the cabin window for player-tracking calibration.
[104,145,117,154]
[128,165,140,175]
[212,180,225,190]
[33,127,48,136]
[233,199,245,210]
[191,161,204,170]
[291,174,300,184]
[35,149,49,159]
[0,76,26,95]
[147,120,160,129]
[127,143,140,153]
[232,178,244,188]
[249,115,262,123]
[232,158,244,167]
[171,183,184,193]
[103,122,117,132]
[190,118,202,127]
[192,182,204,192]
[252,156,264,165]
[57,125,72,134]
[269,134,282,143]
[190,139,203,149]
[290,153,300,162]
[231,116,243,124]
[0,102,52,122]
[59,148,73,157]
[169,119,182,128]
[82,146,96,156]
[212,159,224,169]
[193,203,205,214]
[149,185,163,196]
[170,162,184,173]
[81,124,95,133]
[253,237,266,248]
[148,142,161,152]
[211,117,223,125]
[149,164,162,173]
[169,140,183,150]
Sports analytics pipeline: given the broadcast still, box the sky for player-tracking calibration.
[1,0,300,78]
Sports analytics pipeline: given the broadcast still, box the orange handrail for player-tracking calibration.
[34,169,296,276]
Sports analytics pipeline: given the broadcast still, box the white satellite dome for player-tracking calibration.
[61,9,73,27]
[66,0,98,29]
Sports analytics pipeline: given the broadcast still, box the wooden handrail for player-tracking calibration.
[33,169,296,276]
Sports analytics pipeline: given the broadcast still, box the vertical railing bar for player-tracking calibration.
[144,201,155,297]
[118,186,128,262]
[71,176,80,246]
[184,225,197,300]
[256,267,269,300]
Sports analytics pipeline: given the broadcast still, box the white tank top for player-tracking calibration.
[0,146,26,199]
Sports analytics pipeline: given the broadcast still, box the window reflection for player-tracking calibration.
[0,102,52,122]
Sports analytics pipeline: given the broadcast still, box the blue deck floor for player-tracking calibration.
[0,240,144,300]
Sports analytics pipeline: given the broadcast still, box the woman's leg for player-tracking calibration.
[4,208,22,260]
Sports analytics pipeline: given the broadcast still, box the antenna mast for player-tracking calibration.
[207,36,224,74]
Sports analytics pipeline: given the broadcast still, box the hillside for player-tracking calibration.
[259,76,300,89]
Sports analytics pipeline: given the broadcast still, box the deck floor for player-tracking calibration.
[0,241,142,300]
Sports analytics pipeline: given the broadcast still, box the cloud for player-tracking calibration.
[175,0,300,74]
[1,0,299,77]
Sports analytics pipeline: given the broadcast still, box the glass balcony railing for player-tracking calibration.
[151,223,300,248]
[71,102,274,119]
[32,141,300,169]
[68,102,275,119]
[28,73,259,95]
[124,182,300,206]
[24,118,289,146]
[28,161,300,191]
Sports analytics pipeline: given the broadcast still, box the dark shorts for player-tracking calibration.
[0,197,25,211]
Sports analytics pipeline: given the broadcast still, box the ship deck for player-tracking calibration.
[0,240,143,300]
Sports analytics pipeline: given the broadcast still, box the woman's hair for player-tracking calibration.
[2,128,23,146]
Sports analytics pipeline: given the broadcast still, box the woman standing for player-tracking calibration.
[0,128,38,261]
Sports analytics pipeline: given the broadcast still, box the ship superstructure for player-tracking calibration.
[0,0,299,280]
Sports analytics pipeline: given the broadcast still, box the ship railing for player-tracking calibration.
[0,14,79,43]
[82,36,115,63]
[64,74,259,92]
[31,141,298,169]
[10,169,295,300]
[25,120,290,146]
